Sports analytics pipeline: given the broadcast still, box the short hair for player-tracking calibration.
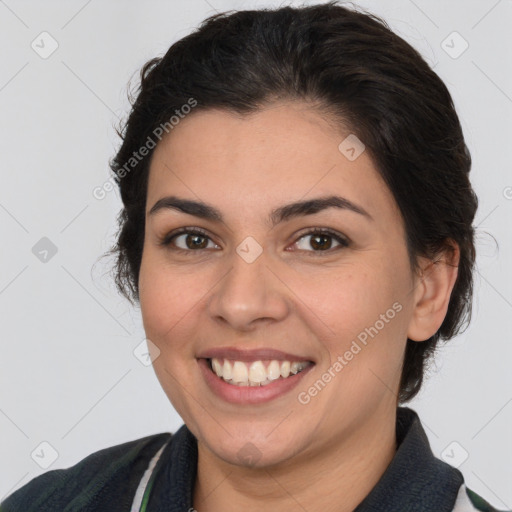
[104,1,478,403]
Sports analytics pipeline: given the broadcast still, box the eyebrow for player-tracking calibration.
[148,194,373,226]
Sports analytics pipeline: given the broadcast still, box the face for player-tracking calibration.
[138,101,423,469]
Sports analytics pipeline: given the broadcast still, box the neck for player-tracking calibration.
[192,406,397,512]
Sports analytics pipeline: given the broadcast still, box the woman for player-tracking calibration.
[1,2,507,511]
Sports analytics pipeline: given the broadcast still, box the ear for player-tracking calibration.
[407,240,460,342]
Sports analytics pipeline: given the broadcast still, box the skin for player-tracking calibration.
[138,101,459,512]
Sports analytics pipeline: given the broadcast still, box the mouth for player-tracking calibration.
[197,356,315,405]
[206,357,313,387]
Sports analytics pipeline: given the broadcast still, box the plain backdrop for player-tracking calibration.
[0,0,511,508]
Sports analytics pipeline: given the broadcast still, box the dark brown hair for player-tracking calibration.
[104,1,478,403]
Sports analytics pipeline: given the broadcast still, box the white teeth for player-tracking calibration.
[212,358,222,376]
[232,361,249,383]
[248,361,267,383]
[267,360,281,380]
[280,361,291,378]
[209,357,310,386]
[290,362,301,375]
[222,359,232,380]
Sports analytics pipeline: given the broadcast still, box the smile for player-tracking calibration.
[208,358,312,387]
[198,357,315,405]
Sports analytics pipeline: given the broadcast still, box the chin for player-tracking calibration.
[201,424,307,469]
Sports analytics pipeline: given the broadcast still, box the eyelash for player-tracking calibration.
[158,226,350,255]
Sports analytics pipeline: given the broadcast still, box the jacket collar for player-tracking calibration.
[150,406,463,511]
[353,406,463,511]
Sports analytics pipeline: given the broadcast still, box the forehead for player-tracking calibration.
[146,102,400,226]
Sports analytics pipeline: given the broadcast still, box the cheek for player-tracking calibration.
[297,262,406,366]
[296,266,385,337]
[139,251,190,344]
[138,250,218,360]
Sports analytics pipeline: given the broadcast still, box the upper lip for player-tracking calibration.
[197,347,314,363]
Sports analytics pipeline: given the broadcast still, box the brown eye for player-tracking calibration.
[161,228,220,252]
[179,233,210,249]
[160,227,349,255]
[293,229,349,253]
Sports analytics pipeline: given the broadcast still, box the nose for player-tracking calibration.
[207,247,289,332]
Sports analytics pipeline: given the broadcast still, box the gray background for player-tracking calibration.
[0,0,510,507]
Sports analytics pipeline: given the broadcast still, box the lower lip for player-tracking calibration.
[198,358,314,405]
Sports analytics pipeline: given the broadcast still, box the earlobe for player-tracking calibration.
[407,241,460,342]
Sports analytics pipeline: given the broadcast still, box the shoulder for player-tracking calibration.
[453,484,511,512]
[0,432,172,512]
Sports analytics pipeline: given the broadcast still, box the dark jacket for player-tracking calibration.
[1,407,507,511]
